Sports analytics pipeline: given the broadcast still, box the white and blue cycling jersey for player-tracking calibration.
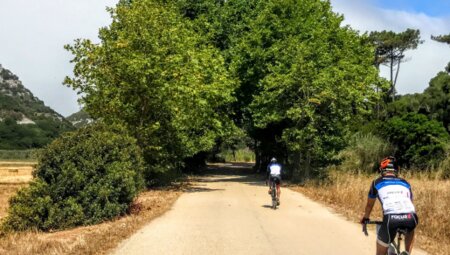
[267,163,281,177]
[368,176,416,215]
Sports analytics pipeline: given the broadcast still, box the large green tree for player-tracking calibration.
[65,0,235,183]
[225,0,380,179]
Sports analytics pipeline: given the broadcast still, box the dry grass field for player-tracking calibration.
[0,188,182,255]
[290,172,450,255]
[0,161,35,184]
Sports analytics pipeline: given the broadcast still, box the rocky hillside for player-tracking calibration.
[0,64,74,149]
[66,110,93,128]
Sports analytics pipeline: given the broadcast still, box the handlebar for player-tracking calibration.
[362,220,383,236]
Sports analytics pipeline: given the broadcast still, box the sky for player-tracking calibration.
[330,0,450,97]
[0,1,449,117]
[0,0,118,116]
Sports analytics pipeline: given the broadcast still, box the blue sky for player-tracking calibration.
[374,0,450,17]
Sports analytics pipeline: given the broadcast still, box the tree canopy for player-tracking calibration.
[65,0,235,182]
[63,0,449,180]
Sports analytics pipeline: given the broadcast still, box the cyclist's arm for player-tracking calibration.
[364,180,378,218]
[363,197,376,219]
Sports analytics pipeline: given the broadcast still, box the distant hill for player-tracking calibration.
[66,110,93,128]
[0,64,74,149]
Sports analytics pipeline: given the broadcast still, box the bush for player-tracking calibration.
[437,144,450,179]
[380,113,449,169]
[337,132,394,173]
[2,123,144,231]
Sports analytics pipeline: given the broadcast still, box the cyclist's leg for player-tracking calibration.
[377,215,393,255]
[404,213,418,253]
[268,177,272,194]
[376,242,388,255]
[276,181,281,199]
[405,229,415,253]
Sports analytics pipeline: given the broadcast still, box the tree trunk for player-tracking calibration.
[393,58,402,99]
[254,139,261,172]
[292,150,302,182]
[390,54,395,102]
[304,150,311,180]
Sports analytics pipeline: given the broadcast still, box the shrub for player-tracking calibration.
[437,144,450,179]
[337,132,394,173]
[2,123,144,231]
[380,113,449,169]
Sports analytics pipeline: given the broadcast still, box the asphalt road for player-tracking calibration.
[113,164,427,255]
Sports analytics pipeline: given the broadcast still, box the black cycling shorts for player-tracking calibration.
[270,175,281,185]
[377,213,418,247]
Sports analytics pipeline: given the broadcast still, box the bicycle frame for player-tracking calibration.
[271,180,277,209]
[362,221,410,255]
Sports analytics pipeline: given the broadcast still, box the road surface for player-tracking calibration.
[113,163,427,255]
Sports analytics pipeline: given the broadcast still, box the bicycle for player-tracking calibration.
[268,176,281,210]
[270,180,278,209]
[362,220,410,255]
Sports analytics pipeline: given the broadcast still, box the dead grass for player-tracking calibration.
[0,184,27,219]
[0,187,183,255]
[290,172,450,255]
[0,161,35,184]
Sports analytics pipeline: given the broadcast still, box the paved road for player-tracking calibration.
[113,164,427,255]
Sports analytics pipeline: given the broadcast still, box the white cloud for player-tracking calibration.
[0,0,118,116]
[331,0,450,95]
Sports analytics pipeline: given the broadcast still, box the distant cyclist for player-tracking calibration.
[266,157,282,205]
[361,156,418,255]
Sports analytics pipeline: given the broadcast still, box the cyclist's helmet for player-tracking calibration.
[379,156,399,175]
[270,157,277,163]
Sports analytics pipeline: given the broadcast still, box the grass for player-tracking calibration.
[0,187,182,255]
[0,161,35,184]
[0,150,38,161]
[0,184,26,220]
[219,148,255,163]
[290,171,450,255]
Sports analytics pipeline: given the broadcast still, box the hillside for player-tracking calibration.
[66,109,93,128]
[0,64,74,149]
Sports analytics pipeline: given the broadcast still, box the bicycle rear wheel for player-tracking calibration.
[271,184,277,209]
[387,244,397,255]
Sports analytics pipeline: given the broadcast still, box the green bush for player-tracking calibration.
[337,132,394,173]
[380,113,449,169]
[2,123,144,231]
[437,144,450,179]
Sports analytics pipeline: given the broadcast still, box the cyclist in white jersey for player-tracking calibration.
[361,156,418,255]
[266,157,282,205]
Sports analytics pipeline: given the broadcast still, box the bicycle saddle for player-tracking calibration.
[397,228,408,235]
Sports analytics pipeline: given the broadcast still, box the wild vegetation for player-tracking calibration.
[2,124,144,231]
[0,188,181,255]
[0,3,448,254]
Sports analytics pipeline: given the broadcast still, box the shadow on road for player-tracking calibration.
[190,162,267,187]
[184,187,225,193]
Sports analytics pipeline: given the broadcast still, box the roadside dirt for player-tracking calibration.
[0,188,181,255]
